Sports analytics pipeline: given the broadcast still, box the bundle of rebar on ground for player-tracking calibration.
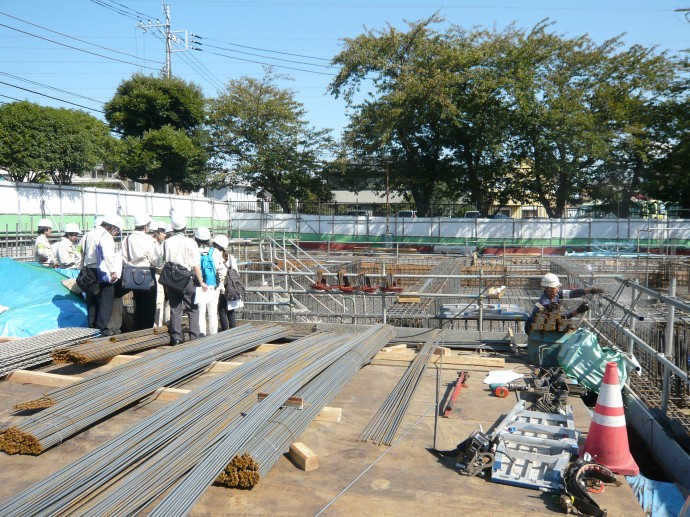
[214,323,395,489]
[0,324,287,454]
[358,330,440,445]
[52,326,170,364]
[0,327,98,377]
[0,325,393,516]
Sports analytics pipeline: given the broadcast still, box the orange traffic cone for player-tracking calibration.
[581,361,639,475]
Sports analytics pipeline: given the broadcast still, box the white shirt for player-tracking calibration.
[55,236,81,269]
[82,226,120,279]
[163,232,200,271]
[122,231,162,268]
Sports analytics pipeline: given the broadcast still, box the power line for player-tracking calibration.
[0,22,160,70]
[0,10,163,64]
[0,81,104,113]
[203,49,337,76]
[198,36,332,62]
[198,41,336,69]
[0,72,104,104]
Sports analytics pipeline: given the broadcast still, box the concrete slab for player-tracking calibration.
[0,344,644,516]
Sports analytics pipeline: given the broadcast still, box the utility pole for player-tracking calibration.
[137,1,192,78]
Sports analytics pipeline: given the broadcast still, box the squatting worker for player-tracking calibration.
[82,214,124,336]
[525,273,604,332]
[163,214,208,345]
[34,218,57,267]
[55,223,82,269]
[122,213,162,330]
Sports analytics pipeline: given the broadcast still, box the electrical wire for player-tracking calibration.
[0,72,104,105]
[0,81,104,113]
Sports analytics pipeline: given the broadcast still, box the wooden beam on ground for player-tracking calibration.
[288,442,318,471]
[5,370,341,418]
[252,344,283,353]
[258,392,304,409]
[7,370,82,388]
[372,351,504,367]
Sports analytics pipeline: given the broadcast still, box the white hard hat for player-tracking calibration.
[194,226,211,241]
[165,224,173,234]
[133,213,152,227]
[94,216,103,228]
[213,234,229,250]
[102,213,124,230]
[64,223,81,234]
[170,214,187,231]
[541,273,562,288]
[158,221,168,231]
[38,218,52,229]
[148,220,158,232]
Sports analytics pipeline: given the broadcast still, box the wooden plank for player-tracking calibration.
[314,406,341,422]
[288,442,318,471]
[208,361,243,373]
[397,296,421,303]
[152,386,190,402]
[414,344,451,355]
[6,370,82,387]
[258,392,304,409]
[373,351,504,367]
[381,344,409,353]
[253,344,283,353]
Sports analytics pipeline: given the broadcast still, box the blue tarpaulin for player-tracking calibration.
[0,258,87,337]
[626,474,687,517]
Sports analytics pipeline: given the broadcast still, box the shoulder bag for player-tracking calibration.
[158,243,193,293]
[75,233,100,294]
[121,236,155,291]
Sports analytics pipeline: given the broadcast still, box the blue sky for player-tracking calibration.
[1,1,688,137]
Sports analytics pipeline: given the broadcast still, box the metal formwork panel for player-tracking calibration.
[491,400,579,491]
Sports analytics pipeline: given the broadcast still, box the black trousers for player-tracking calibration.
[86,271,115,331]
[132,284,157,330]
[218,292,237,330]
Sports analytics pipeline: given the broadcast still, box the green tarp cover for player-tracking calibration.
[557,328,628,393]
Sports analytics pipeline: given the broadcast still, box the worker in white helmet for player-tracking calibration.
[525,273,604,332]
[82,213,125,336]
[153,221,170,327]
[122,213,162,330]
[163,214,208,345]
[34,218,57,267]
[194,227,226,337]
[55,223,82,269]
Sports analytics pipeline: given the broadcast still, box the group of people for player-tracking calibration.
[34,214,242,345]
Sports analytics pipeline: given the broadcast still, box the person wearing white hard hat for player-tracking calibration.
[34,218,57,267]
[55,222,82,269]
[82,213,125,336]
[525,273,604,333]
[163,214,208,345]
[194,227,226,337]
[122,213,162,330]
[213,234,239,330]
[152,221,170,327]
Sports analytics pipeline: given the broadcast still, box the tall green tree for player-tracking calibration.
[104,74,210,193]
[0,101,111,184]
[207,70,334,213]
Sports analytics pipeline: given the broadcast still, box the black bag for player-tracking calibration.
[122,264,155,290]
[159,262,193,293]
[225,268,245,301]
[75,266,99,294]
[121,237,155,291]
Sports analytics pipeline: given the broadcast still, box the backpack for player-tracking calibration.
[200,247,218,287]
[226,268,245,301]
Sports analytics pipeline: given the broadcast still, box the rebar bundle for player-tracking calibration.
[358,330,440,445]
[216,324,395,489]
[0,327,98,377]
[0,324,287,454]
[52,327,170,364]
[0,330,360,516]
